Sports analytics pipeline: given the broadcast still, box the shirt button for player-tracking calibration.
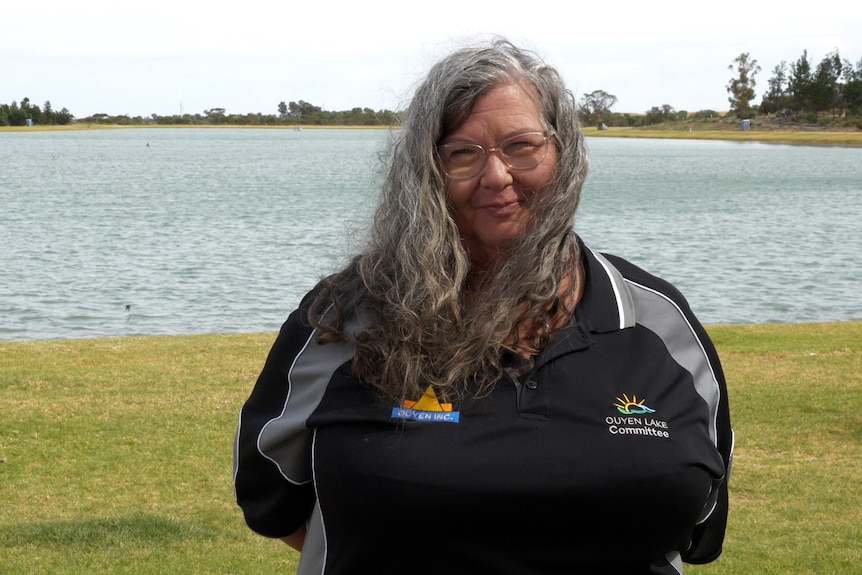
[526,379,538,390]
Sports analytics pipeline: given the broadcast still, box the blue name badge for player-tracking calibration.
[391,407,460,423]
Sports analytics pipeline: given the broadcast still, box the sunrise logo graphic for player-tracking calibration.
[391,386,460,423]
[614,393,656,415]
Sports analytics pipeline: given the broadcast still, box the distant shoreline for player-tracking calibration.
[582,126,862,147]
[3,122,862,147]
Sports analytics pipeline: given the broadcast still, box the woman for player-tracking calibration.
[234,38,733,575]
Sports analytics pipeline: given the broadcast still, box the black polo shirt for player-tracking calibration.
[234,241,733,575]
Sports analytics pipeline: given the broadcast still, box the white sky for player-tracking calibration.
[3,0,861,118]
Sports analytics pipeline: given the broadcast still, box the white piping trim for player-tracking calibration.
[589,248,629,330]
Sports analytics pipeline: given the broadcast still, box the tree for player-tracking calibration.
[287,100,321,118]
[43,100,54,123]
[760,61,790,115]
[727,52,761,118]
[643,104,677,125]
[789,50,813,117]
[7,101,26,126]
[578,90,617,126]
[811,50,844,117]
[843,56,862,114]
[55,107,73,125]
[204,108,226,124]
[277,101,288,120]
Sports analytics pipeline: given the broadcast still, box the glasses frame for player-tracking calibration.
[436,131,555,180]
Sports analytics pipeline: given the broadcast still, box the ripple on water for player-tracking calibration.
[2,131,860,340]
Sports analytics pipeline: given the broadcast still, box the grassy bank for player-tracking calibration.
[582,126,862,146]
[1,322,861,574]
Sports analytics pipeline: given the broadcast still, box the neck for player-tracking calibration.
[503,259,585,359]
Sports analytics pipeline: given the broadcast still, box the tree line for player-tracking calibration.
[757,49,862,121]
[0,98,73,126]
[578,48,862,129]
[0,98,400,127]
[146,101,401,127]
[4,47,861,129]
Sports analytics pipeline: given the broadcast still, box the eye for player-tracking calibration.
[441,145,481,165]
[502,133,544,157]
[504,141,535,155]
[504,141,539,157]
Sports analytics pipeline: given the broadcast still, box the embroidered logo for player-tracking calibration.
[614,393,656,415]
[391,386,460,423]
[607,393,669,438]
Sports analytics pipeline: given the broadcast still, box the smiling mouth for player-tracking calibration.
[482,200,522,216]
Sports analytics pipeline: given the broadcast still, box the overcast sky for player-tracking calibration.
[3,0,861,118]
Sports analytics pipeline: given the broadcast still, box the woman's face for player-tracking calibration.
[440,81,557,270]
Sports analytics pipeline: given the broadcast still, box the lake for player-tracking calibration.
[1,128,860,342]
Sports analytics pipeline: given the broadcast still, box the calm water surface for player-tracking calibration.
[1,128,860,342]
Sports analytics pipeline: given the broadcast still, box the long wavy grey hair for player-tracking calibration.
[309,37,589,404]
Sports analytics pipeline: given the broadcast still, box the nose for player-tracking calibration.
[479,149,513,187]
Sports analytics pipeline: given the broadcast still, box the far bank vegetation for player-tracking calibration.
[3,48,861,132]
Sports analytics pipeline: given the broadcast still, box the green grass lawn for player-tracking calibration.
[582,126,862,147]
[2,322,860,574]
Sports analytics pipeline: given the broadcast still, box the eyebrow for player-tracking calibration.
[439,129,545,146]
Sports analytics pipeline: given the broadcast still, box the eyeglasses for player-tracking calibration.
[436,131,554,180]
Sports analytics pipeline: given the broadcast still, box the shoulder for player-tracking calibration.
[593,250,724,392]
[599,252,692,314]
[271,285,325,353]
[578,242,702,333]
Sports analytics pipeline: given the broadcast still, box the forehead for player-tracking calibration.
[474,80,541,112]
[446,81,544,140]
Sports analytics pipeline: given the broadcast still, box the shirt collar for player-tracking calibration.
[535,238,636,368]
[575,237,637,334]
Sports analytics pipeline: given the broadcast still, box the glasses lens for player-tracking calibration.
[437,132,549,179]
[438,143,484,178]
[500,132,548,170]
